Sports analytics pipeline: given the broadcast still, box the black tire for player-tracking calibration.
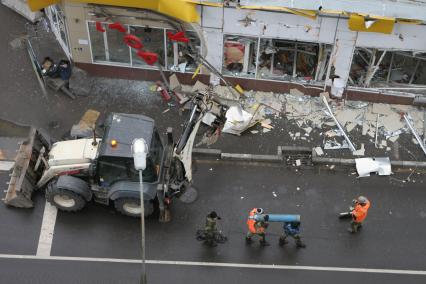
[45,181,86,212]
[114,198,154,218]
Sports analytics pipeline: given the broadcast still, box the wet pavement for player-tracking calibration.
[1,162,426,283]
[1,5,426,283]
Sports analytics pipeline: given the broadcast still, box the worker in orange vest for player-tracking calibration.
[348,196,370,233]
[245,208,270,246]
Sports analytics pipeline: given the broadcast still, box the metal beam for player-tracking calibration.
[409,60,421,84]
[386,52,394,83]
[322,96,356,152]
[404,114,426,156]
[292,43,297,78]
[239,0,426,22]
[364,50,387,87]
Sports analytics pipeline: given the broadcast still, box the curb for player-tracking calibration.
[192,148,222,159]
[221,153,282,163]
[311,150,426,168]
[193,147,426,168]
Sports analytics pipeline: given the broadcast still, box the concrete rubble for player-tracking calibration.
[173,77,424,158]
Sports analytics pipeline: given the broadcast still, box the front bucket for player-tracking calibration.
[1,121,50,208]
[3,135,39,208]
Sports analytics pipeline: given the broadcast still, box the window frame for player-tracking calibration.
[222,34,259,78]
[256,38,327,82]
[46,5,72,59]
[86,21,201,73]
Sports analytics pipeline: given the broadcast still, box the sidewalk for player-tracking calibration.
[18,12,426,167]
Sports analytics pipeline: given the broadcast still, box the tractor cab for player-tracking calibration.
[96,113,164,188]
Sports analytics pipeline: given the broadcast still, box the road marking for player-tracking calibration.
[36,202,58,257]
[0,254,425,276]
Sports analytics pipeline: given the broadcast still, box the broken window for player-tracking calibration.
[349,48,426,88]
[386,52,426,86]
[257,39,330,82]
[88,22,167,67]
[87,21,130,64]
[349,48,388,87]
[88,22,107,62]
[223,35,258,78]
[106,24,131,64]
[166,30,201,72]
[130,26,165,67]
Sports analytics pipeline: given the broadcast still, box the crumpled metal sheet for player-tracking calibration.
[222,106,254,135]
[355,157,391,177]
[324,139,349,150]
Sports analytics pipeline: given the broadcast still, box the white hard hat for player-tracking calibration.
[256,208,264,214]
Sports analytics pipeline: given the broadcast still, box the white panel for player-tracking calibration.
[223,8,322,43]
[203,27,224,73]
[336,18,358,41]
[326,21,357,87]
[356,24,426,52]
[331,37,356,86]
[318,17,338,44]
[201,6,223,29]
[223,8,262,36]
[240,0,426,22]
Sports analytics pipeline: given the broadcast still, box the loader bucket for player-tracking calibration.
[0,119,50,208]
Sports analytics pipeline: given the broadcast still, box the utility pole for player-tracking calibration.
[138,170,147,284]
[132,138,149,284]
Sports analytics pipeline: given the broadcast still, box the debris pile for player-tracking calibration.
[163,73,424,157]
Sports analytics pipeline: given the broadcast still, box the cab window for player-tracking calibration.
[97,156,156,185]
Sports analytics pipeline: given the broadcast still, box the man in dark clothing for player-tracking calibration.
[204,211,221,247]
[279,221,306,248]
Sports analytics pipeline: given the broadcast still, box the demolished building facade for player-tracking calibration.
[26,0,426,104]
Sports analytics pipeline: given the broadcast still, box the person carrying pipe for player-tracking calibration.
[279,221,306,248]
[246,208,270,246]
[347,196,371,233]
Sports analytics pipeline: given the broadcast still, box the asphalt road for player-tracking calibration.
[1,162,426,283]
[1,4,426,284]
[1,259,425,284]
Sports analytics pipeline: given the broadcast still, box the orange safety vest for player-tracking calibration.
[247,208,264,234]
[352,200,371,223]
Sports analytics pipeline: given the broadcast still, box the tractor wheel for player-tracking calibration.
[114,198,154,218]
[45,181,86,212]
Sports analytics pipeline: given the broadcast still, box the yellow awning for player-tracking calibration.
[185,0,223,7]
[348,14,394,34]
[28,0,59,11]
[28,0,200,23]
